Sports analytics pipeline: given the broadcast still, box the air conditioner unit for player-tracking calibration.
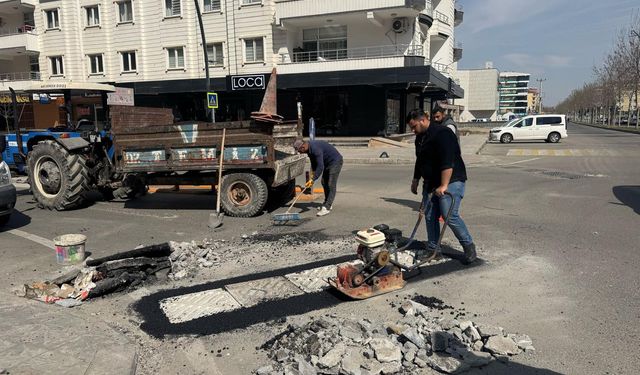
[392,17,407,33]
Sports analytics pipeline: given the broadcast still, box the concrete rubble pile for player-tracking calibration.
[168,234,353,280]
[16,243,172,307]
[257,296,534,375]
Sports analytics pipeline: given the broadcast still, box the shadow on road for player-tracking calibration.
[612,186,640,215]
[381,197,421,211]
[0,209,31,232]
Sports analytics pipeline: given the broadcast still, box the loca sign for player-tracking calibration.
[230,74,266,91]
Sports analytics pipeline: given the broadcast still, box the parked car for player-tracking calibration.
[489,114,567,143]
[0,160,16,226]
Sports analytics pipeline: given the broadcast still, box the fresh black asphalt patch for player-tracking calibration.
[133,254,482,338]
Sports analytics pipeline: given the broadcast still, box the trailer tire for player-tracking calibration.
[220,173,268,217]
[28,140,90,210]
[270,179,296,205]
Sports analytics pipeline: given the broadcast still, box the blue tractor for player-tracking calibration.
[3,83,143,210]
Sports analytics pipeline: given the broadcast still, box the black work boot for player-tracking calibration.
[461,243,477,265]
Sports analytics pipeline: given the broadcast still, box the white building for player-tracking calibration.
[499,71,529,117]
[453,67,499,122]
[0,0,464,135]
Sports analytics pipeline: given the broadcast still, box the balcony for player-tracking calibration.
[431,62,450,75]
[453,42,463,62]
[0,71,41,91]
[0,27,39,54]
[277,44,426,74]
[454,7,463,26]
[275,0,426,24]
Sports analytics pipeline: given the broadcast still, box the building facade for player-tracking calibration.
[453,67,499,121]
[498,72,529,117]
[0,0,464,135]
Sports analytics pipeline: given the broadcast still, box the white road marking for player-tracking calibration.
[499,157,541,166]
[5,228,55,249]
[89,203,178,219]
[160,289,242,324]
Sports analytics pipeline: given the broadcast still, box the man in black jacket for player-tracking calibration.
[407,109,477,264]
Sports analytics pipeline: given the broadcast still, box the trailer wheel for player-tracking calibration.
[220,173,268,217]
[269,179,296,205]
[28,140,90,210]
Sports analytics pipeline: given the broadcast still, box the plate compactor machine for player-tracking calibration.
[328,192,454,300]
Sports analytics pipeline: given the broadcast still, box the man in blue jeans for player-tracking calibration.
[406,109,477,264]
[294,139,343,217]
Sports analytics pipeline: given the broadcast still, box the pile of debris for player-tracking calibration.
[17,243,172,307]
[168,240,224,280]
[167,234,353,281]
[257,296,534,375]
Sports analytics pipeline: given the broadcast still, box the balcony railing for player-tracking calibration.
[0,25,37,37]
[279,44,424,64]
[434,10,450,25]
[431,62,450,74]
[0,71,41,81]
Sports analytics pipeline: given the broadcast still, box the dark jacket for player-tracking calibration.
[413,123,467,191]
[308,140,343,180]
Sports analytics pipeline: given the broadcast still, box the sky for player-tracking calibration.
[454,0,639,106]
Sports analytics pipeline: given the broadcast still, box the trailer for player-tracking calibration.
[9,69,306,217]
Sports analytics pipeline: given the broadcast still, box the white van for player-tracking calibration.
[489,114,567,143]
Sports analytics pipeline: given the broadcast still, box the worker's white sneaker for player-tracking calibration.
[317,207,331,216]
[317,205,332,211]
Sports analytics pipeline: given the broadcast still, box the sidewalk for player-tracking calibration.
[0,296,137,374]
[334,133,488,165]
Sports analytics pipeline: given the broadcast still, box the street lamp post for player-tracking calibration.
[194,0,212,122]
[536,78,546,113]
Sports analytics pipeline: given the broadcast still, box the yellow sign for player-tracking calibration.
[0,94,30,104]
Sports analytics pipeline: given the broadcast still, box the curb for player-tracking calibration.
[343,158,415,165]
[575,122,640,135]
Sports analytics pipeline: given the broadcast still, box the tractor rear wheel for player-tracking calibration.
[28,140,90,210]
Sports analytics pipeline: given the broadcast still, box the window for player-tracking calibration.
[50,56,63,75]
[167,47,184,69]
[118,1,133,22]
[537,116,562,125]
[89,54,104,74]
[86,6,100,26]
[165,0,181,17]
[206,43,224,66]
[121,51,136,72]
[302,26,347,61]
[241,0,261,5]
[244,38,263,63]
[45,9,59,29]
[203,0,220,12]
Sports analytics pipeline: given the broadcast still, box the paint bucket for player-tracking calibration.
[53,234,87,265]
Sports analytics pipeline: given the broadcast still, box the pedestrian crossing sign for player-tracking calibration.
[207,92,218,109]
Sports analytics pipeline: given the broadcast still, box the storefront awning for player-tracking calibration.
[278,66,464,99]
[25,81,116,93]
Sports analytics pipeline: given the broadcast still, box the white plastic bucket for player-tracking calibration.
[53,234,87,265]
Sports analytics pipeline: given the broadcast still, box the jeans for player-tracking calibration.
[423,181,473,249]
[321,160,343,208]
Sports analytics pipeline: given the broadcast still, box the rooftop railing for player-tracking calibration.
[280,44,424,64]
[0,71,41,81]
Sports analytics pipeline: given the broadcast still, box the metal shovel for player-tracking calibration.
[208,128,226,228]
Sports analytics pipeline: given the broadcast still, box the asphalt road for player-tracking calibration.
[1,122,639,374]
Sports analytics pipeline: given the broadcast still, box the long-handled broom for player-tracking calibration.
[272,184,310,223]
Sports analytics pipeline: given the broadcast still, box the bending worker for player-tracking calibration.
[294,139,343,217]
[406,109,477,264]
